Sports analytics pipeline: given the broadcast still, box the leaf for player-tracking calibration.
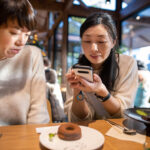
[49,133,56,141]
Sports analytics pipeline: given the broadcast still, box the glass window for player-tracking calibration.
[73,0,116,11]
[122,0,135,9]
[54,21,63,83]
[122,7,150,70]
[67,16,85,70]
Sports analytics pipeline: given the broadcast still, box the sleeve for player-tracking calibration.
[47,81,66,122]
[112,55,138,117]
[27,46,50,124]
[64,69,94,122]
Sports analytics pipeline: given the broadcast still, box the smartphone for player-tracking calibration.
[72,64,93,82]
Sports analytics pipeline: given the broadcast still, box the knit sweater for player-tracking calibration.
[0,45,49,126]
[64,54,138,122]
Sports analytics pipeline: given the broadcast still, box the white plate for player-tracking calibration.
[39,125,104,150]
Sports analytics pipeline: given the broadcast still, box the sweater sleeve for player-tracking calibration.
[64,68,94,122]
[64,55,138,120]
[27,46,50,124]
[111,55,138,117]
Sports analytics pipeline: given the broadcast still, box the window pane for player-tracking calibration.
[122,0,135,8]
[54,22,63,83]
[73,0,116,11]
[122,7,150,70]
[67,16,85,70]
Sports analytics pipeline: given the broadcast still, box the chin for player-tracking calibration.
[7,54,16,58]
[91,60,103,64]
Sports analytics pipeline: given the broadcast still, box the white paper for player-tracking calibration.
[36,126,59,134]
[106,127,146,144]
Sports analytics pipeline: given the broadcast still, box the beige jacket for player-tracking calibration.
[0,45,49,125]
[64,54,138,122]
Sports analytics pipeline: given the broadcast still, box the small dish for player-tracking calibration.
[124,108,150,127]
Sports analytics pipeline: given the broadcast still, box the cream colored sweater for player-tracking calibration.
[0,45,49,125]
[64,54,138,122]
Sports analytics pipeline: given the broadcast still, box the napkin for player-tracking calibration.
[105,126,146,144]
[36,126,59,134]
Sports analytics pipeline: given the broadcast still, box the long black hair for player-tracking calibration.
[0,0,36,30]
[79,12,119,92]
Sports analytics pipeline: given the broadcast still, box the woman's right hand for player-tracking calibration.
[66,69,80,88]
[66,69,81,95]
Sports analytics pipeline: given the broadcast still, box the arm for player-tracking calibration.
[27,46,50,124]
[64,69,94,122]
[65,55,138,120]
[109,55,138,116]
[90,55,138,117]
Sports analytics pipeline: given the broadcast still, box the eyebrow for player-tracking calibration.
[83,34,106,38]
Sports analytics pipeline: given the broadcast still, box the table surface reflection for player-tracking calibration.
[0,118,149,150]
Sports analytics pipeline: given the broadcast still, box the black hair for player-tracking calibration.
[45,69,57,84]
[137,60,147,71]
[0,0,36,30]
[78,12,120,91]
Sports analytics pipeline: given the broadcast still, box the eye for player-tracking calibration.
[10,31,19,35]
[97,41,107,44]
[9,28,20,35]
[83,40,91,43]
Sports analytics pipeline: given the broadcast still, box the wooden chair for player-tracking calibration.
[47,99,52,123]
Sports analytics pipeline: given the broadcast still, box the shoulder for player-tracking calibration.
[22,45,42,56]
[20,45,43,62]
[119,54,136,63]
[117,54,138,79]
[118,54,137,68]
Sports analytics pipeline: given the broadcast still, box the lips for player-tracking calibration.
[7,48,20,55]
[90,54,101,59]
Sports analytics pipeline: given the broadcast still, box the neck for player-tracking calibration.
[91,63,102,70]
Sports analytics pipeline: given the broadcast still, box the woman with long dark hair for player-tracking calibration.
[65,12,138,121]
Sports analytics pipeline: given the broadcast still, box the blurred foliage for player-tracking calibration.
[117,45,128,54]
[68,17,85,35]
[71,16,85,24]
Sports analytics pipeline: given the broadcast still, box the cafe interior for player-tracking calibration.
[0,0,150,149]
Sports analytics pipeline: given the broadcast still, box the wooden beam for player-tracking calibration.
[77,0,89,9]
[115,0,122,45]
[64,0,74,11]
[61,13,68,84]
[29,0,64,11]
[47,0,74,38]
[120,0,150,21]
[68,5,116,18]
[139,35,150,43]
[61,0,74,84]
[127,17,150,27]
[47,13,63,38]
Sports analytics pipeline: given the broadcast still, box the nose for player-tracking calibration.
[91,43,98,52]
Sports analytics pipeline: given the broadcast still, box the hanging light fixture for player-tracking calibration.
[105,0,110,4]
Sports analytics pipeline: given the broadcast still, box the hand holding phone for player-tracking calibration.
[72,64,93,82]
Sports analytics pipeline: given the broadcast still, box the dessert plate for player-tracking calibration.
[124,108,150,127]
[39,125,104,150]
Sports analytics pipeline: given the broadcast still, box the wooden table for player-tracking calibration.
[0,118,149,150]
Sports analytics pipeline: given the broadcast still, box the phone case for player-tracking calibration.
[72,65,93,82]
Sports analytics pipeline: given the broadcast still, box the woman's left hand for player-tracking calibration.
[74,73,107,94]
